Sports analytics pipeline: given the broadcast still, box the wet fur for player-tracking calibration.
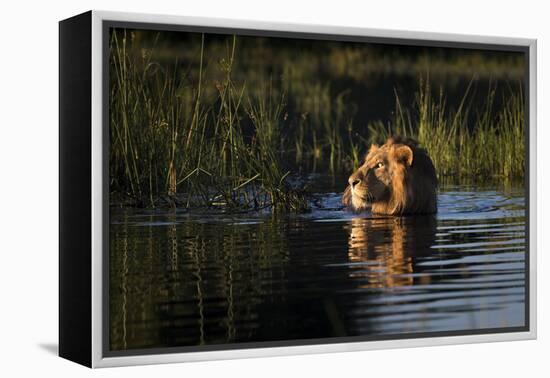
[342,136,437,215]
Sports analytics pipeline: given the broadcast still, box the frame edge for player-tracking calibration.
[59,10,93,368]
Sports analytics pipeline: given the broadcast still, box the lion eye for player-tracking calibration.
[376,162,384,169]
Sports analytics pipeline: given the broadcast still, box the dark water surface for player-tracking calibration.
[109,180,526,351]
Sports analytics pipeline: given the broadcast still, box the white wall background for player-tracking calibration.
[0,0,546,376]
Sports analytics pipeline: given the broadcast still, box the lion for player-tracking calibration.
[342,136,437,215]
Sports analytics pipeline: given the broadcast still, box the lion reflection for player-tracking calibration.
[346,215,437,288]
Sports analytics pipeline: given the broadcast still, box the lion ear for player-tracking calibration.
[369,143,379,153]
[394,145,413,166]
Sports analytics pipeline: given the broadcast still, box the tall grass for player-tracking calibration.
[110,31,306,211]
[367,78,525,179]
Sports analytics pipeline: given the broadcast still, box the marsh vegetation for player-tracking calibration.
[109,29,526,210]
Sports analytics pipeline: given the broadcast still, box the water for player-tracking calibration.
[109,180,526,352]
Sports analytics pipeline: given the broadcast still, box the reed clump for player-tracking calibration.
[367,78,525,179]
[110,31,307,211]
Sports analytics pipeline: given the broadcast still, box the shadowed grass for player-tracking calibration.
[110,31,307,211]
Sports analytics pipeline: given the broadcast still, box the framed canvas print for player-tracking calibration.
[59,10,537,368]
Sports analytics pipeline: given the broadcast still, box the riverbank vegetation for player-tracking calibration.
[109,29,526,210]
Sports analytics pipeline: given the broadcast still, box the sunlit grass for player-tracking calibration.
[367,77,525,179]
[110,31,307,211]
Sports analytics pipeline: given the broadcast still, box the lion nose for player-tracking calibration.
[349,177,361,188]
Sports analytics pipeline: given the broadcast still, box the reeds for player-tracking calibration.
[367,77,525,179]
[110,31,306,211]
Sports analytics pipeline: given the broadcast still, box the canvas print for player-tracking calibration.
[108,26,527,353]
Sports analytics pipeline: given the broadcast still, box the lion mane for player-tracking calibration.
[342,136,437,215]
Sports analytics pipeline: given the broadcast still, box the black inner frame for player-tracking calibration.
[102,19,531,358]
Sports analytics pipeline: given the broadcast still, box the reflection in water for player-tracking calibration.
[347,216,436,288]
[109,185,526,351]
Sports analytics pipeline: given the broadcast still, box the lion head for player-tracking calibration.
[342,136,437,215]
